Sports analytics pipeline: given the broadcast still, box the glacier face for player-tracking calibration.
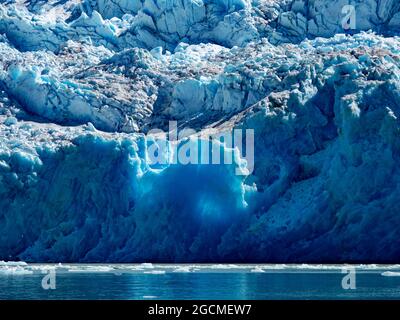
[1,0,400,262]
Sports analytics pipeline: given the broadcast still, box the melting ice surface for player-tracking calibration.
[1,0,400,263]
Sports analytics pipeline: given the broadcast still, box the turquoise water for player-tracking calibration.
[1,264,400,300]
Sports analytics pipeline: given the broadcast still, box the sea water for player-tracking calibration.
[0,264,400,300]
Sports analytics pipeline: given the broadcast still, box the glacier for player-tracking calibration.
[1,0,400,262]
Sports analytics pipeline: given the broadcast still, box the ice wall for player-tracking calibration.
[1,0,400,262]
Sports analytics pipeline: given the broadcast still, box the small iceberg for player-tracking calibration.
[382,271,400,277]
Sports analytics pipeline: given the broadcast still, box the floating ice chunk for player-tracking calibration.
[0,261,32,275]
[382,271,400,277]
[67,266,114,273]
[0,261,28,266]
[250,266,266,273]
[173,266,192,273]
[144,270,166,275]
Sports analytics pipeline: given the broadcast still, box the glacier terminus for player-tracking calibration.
[1,0,400,263]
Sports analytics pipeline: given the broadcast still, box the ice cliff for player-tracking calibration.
[1,0,400,262]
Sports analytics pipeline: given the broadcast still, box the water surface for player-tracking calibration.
[1,263,400,300]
